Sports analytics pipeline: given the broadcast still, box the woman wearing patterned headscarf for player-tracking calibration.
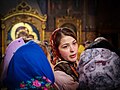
[77,37,120,90]
[50,27,79,90]
[4,40,56,90]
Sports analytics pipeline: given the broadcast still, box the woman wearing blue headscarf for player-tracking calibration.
[4,40,56,90]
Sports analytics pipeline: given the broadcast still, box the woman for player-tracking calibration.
[50,27,79,90]
[4,40,56,90]
[77,37,120,90]
[0,37,25,83]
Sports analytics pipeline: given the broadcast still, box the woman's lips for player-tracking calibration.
[70,54,76,58]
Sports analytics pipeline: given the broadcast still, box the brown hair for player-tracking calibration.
[50,27,77,64]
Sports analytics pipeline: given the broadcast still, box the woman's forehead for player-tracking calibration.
[60,36,75,44]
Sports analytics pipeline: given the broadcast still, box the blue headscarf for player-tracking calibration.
[5,40,55,89]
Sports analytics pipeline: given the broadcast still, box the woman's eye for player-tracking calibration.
[62,45,67,48]
[73,41,77,45]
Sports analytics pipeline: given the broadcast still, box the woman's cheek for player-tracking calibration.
[59,50,69,59]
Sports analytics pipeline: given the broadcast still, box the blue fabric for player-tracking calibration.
[5,40,55,89]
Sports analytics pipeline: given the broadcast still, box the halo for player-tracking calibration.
[11,22,33,40]
[29,32,38,40]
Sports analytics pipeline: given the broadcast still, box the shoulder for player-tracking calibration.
[54,71,79,89]
[54,71,73,81]
[54,71,72,88]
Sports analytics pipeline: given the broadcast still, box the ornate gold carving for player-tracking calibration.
[1,1,47,54]
[2,1,47,22]
[1,24,5,29]
[10,22,38,40]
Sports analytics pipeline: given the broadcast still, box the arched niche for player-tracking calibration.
[56,16,82,44]
[1,1,47,54]
[61,23,77,35]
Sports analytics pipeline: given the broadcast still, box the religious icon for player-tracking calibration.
[15,26,29,39]
[10,22,39,40]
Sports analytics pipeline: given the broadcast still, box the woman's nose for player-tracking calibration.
[70,45,74,52]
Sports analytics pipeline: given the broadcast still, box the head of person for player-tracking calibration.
[0,37,25,82]
[84,40,92,48]
[77,44,120,90]
[94,37,108,42]
[50,27,78,63]
[15,26,29,40]
[4,40,55,89]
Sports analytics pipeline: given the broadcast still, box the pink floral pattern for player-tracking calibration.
[17,76,55,90]
[32,80,41,87]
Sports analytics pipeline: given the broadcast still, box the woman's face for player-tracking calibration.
[58,35,78,62]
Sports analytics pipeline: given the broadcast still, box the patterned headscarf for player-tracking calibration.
[4,41,55,89]
[77,48,120,90]
[50,28,61,54]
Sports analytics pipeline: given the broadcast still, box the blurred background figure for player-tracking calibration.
[84,40,92,49]
[78,44,85,60]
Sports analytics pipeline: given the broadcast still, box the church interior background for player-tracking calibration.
[0,0,120,59]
